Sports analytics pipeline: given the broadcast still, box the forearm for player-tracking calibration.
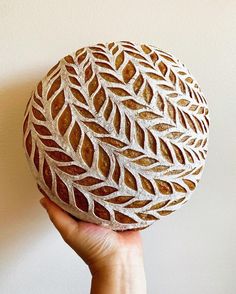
[90,250,147,294]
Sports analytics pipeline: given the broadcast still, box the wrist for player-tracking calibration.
[89,246,144,274]
[89,249,147,294]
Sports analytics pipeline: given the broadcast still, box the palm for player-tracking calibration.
[67,221,142,270]
[40,197,143,272]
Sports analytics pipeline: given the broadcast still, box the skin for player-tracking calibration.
[40,197,147,294]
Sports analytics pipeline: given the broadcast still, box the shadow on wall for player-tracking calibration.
[0,74,47,264]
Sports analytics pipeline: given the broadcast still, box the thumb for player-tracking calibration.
[39,197,81,244]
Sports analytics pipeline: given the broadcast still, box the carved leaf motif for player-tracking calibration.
[147,130,157,154]
[106,196,134,204]
[157,94,164,112]
[171,143,185,164]
[167,101,176,122]
[141,44,152,54]
[178,99,190,106]
[125,114,131,141]
[126,52,145,60]
[98,145,110,177]
[159,139,173,163]
[43,158,52,189]
[47,76,61,100]
[167,132,183,139]
[110,158,120,186]
[124,168,137,191]
[74,105,94,118]
[75,176,103,186]
[70,88,87,104]
[83,121,109,134]
[64,55,74,64]
[122,99,145,110]
[93,86,106,112]
[158,61,168,76]
[108,87,130,96]
[183,148,194,163]
[84,64,93,82]
[51,90,65,119]
[114,211,137,224]
[133,74,144,94]
[179,79,186,94]
[113,104,121,134]
[167,197,185,206]
[149,200,170,210]
[32,106,46,121]
[133,157,157,166]
[184,112,197,132]
[66,65,77,75]
[77,51,87,64]
[99,137,127,148]
[40,139,57,154]
[88,75,99,96]
[138,111,161,120]
[81,134,94,167]
[155,179,173,195]
[46,151,72,162]
[33,144,39,171]
[122,61,136,83]
[74,187,89,212]
[158,84,174,91]
[95,61,114,70]
[172,182,187,193]
[147,72,165,80]
[58,165,86,175]
[120,149,143,158]
[183,179,196,190]
[103,98,113,120]
[37,81,43,97]
[90,186,118,196]
[25,131,32,156]
[136,213,158,221]
[33,94,43,108]
[92,52,109,61]
[100,72,122,83]
[115,51,125,69]
[143,81,153,103]
[140,62,154,69]
[125,200,152,208]
[158,210,174,216]
[58,105,72,136]
[169,70,177,84]
[152,123,173,132]
[33,124,52,136]
[140,175,155,195]
[56,174,69,203]
[94,201,110,220]
[135,122,145,148]
[69,122,81,151]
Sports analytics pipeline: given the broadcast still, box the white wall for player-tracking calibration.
[0,1,235,293]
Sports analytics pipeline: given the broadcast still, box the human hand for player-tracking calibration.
[40,196,147,294]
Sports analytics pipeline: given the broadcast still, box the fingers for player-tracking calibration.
[40,197,79,243]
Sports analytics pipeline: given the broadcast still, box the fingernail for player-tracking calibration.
[40,198,47,209]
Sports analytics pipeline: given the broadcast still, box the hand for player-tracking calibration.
[40,196,147,294]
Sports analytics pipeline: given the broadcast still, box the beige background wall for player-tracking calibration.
[0,1,235,293]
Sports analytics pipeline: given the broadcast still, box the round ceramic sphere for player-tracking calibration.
[23,41,209,231]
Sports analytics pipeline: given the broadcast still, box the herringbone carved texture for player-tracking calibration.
[23,41,209,231]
